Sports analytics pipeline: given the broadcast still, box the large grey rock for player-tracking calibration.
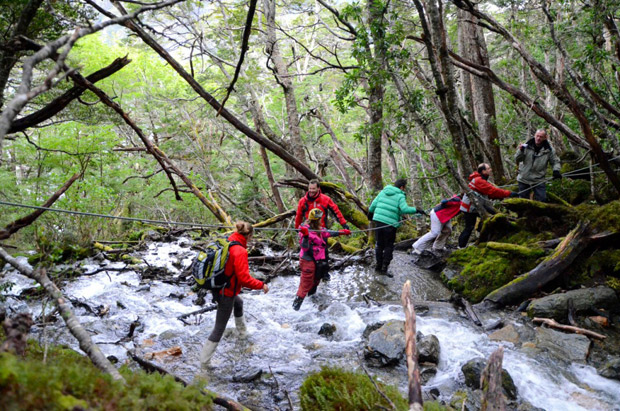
[461,358,518,400]
[418,334,440,364]
[598,358,620,381]
[364,320,405,366]
[527,286,618,321]
[488,324,520,344]
[535,327,590,362]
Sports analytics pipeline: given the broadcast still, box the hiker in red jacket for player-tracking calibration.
[412,195,462,256]
[458,163,518,248]
[295,179,349,231]
[200,221,269,369]
[294,179,350,281]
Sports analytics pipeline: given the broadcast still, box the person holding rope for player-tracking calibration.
[368,179,425,277]
[515,129,562,202]
[293,208,351,310]
[294,179,350,281]
[200,221,269,369]
[412,195,462,257]
[458,163,518,248]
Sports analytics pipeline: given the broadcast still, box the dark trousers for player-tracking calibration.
[518,181,547,202]
[375,222,397,270]
[458,212,479,248]
[208,293,243,343]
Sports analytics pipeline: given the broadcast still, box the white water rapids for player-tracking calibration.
[2,237,619,410]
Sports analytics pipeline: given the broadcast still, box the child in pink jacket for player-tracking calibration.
[293,208,350,310]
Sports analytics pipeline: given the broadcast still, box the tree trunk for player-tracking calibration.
[259,146,285,213]
[457,8,506,182]
[262,0,307,166]
[382,132,398,182]
[0,248,124,381]
[365,0,385,192]
[484,223,590,306]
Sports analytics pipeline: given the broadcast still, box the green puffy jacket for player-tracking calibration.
[369,185,417,227]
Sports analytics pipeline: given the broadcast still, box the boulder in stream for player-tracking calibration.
[364,320,405,367]
[526,286,618,321]
[417,333,440,364]
[461,357,518,400]
[597,357,620,381]
[318,323,336,339]
[534,327,590,362]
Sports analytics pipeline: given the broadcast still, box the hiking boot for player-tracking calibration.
[322,272,331,281]
[412,247,422,255]
[292,296,304,311]
[200,340,219,369]
[234,315,248,339]
[308,285,318,296]
[380,270,394,278]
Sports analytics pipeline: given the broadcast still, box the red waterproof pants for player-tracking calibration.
[297,259,319,298]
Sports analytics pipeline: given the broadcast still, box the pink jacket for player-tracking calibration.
[299,225,333,261]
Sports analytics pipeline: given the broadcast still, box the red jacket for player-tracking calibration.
[219,232,264,297]
[460,172,511,212]
[294,189,347,229]
[433,195,462,224]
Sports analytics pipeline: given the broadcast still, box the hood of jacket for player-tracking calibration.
[467,171,488,182]
[382,185,404,196]
[228,232,248,248]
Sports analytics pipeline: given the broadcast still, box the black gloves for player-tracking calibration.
[342,223,350,230]
[367,211,374,220]
[553,170,562,180]
[416,209,428,216]
[509,191,519,198]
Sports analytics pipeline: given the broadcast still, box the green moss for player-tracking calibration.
[606,276,620,293]
[547,178,591,205]
[569,248,620,287]
[484,242,546,258]
[578,200,620,233]
[299,367,408,411]
[395,221,418,243]
[445,246,541,303]
[0,340,213,410]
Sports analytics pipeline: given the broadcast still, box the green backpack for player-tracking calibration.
[192,238,241,290]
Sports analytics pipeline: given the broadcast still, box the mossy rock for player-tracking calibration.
[578,199,620,233]
[592,175,620,205]
[547,178,591,205]
[444,246,541,303]
[299,367,408,410]
[568,248,620,287]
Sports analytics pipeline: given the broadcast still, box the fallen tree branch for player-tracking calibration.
[401,280,423,411]
[176,304,218,320]
[0,171,81,240]
[357,352,396,411]
[127,350,249,410]
[480,347,505,411]
[0,247,124,381]
[533,317,606,340]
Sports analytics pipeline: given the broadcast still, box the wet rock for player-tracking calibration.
[488,324,520,344]
[232,367,263,382]
[362,321,385,339]
[450,389,482,411]
[318,323,336,338]
[364,320,405,367]
[413,251,447,271]
[515,401,545,411]
[598,357,620,381]
[236,389,266,410]
[144,230,163,241]
[484,319,504,331]
[526,286,618,321]
[461,358,518,400]
[420,366,437,385]
[535,327,590,362]
[417,334,440,364]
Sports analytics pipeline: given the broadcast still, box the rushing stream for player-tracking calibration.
[2,236,620,410]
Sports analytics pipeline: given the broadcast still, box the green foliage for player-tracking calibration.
[299,367,408,411]
[547,178,591,205]
[0,341,213,410]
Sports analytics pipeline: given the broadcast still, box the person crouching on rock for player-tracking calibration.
[412,195,462,257]
[293,208,351,311]
[200,221,269,369]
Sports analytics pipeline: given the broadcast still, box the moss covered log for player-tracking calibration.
[484,242,546,258]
